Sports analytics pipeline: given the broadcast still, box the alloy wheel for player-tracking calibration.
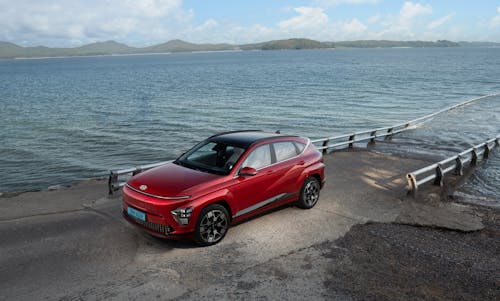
[304,180,320,206]
[199,209,228,243]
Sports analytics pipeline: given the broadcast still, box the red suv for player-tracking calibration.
[122,130,325,246]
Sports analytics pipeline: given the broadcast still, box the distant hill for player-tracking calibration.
[0,40,136,58]
[241,38,327,50]
[330,40,459,48]
[458,41,500,47]
[73,41,136,55]
[142,39,234,53]
[0,38,483,59]
[0,41,24,58]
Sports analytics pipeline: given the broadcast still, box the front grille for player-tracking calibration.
[125,211,172,234]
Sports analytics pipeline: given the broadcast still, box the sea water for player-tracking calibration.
[0,48,499,204]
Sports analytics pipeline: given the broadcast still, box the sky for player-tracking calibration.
[1,0,500,47]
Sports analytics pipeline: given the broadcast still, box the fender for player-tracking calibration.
[295,161,326,191]
[180,188,234,231]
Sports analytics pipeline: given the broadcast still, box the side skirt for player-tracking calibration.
[232,191,298,219]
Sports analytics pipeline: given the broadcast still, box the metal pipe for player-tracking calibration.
[312,93,500,150]
[406,133,499,194]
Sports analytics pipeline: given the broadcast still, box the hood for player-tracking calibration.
[127,162,221,199]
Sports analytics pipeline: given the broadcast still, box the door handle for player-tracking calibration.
[266,170,276,174]
[298,161,305,166]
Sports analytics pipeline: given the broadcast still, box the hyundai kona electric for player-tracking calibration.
[122,130,325,246]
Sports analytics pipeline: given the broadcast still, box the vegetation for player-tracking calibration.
[0,38,489,59]
[330,40,459,48]
[240,38,327,50]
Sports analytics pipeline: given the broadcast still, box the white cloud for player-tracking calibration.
[0,0,188,46]
[1,0,497,46]
[122,0,182,18]
[373,2,434,40]
[491,6,500,28]
[427,13,455,30]
[367,14,381,24]
[314,0,378,7]
[342,18,367,34]
[278,7,329,30]
[400,2,432,21]
[194,19,218,32]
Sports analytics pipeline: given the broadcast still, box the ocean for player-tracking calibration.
[0,48,499,204]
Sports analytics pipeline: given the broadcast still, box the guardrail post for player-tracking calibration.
[132,168,142,176]
[406,173,417,196]
[348,135,355,148]
[385,128,393,140]
[108,171,118,195]
[370,131,377,143]
[470,149,478,166]
[322,139,329,155]
[434,164,444,186]
[483,144,490,159]
[454,156,464,176]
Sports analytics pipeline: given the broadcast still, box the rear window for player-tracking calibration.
[274,142,298,162]
[294,141,306,153]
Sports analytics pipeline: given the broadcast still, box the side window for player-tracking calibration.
[274,142,298,162]
[294,141,306,153]
[241,144,272,170]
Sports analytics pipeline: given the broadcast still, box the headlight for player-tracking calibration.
[171,207,193,225]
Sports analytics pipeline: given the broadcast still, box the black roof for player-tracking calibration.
[208,130,298,148]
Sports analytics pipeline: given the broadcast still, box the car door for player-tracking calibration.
[229,143,284,218]
[270,141,303,195]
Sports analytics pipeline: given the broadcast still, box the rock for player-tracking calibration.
[395,201,484,231]
[48,185,65,191]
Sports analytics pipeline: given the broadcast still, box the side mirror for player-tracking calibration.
[239,166,257,177]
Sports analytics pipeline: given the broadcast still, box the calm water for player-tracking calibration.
[0,48,499,204]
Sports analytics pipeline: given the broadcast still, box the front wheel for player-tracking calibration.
[297,177,321,209]
[194,204,230,246]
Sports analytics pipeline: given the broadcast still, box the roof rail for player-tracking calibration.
[209,129,263,138]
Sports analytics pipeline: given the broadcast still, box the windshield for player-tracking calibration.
[174,141,246,175]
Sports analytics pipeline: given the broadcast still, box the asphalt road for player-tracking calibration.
[0,150,490,300]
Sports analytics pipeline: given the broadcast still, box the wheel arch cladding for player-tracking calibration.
[215,200,232,221]
[310,173,322,186]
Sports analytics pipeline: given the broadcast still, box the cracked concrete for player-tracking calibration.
[0,150,494,300]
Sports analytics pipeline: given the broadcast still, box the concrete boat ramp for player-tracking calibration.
[0,150,497,300]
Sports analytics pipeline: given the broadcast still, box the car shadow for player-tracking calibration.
[133,202,298,249]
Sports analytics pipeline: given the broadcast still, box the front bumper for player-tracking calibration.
[122,210,174,236]
[122,185,196,237]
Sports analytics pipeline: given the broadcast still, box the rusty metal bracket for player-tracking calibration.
[433,164,444,186]
[454,156,464,176]
[348,135,355,148]
[407,173,418,195]
[322,139,329,155]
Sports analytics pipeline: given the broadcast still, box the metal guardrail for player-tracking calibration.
[108,160,172,194]
[406,135,500,195]
[311,93,500,153]
[108,93,499,194]
[311,122,413,153]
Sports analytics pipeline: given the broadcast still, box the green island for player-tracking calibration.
[0,38,498,59]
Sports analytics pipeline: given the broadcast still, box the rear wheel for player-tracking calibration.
[297,177,321,209]
[194,204,229,246]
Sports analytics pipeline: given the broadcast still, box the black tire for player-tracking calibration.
[297,176,321,209]
[194,204,230,246]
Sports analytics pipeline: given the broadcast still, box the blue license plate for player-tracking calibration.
[128,207,146,221]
